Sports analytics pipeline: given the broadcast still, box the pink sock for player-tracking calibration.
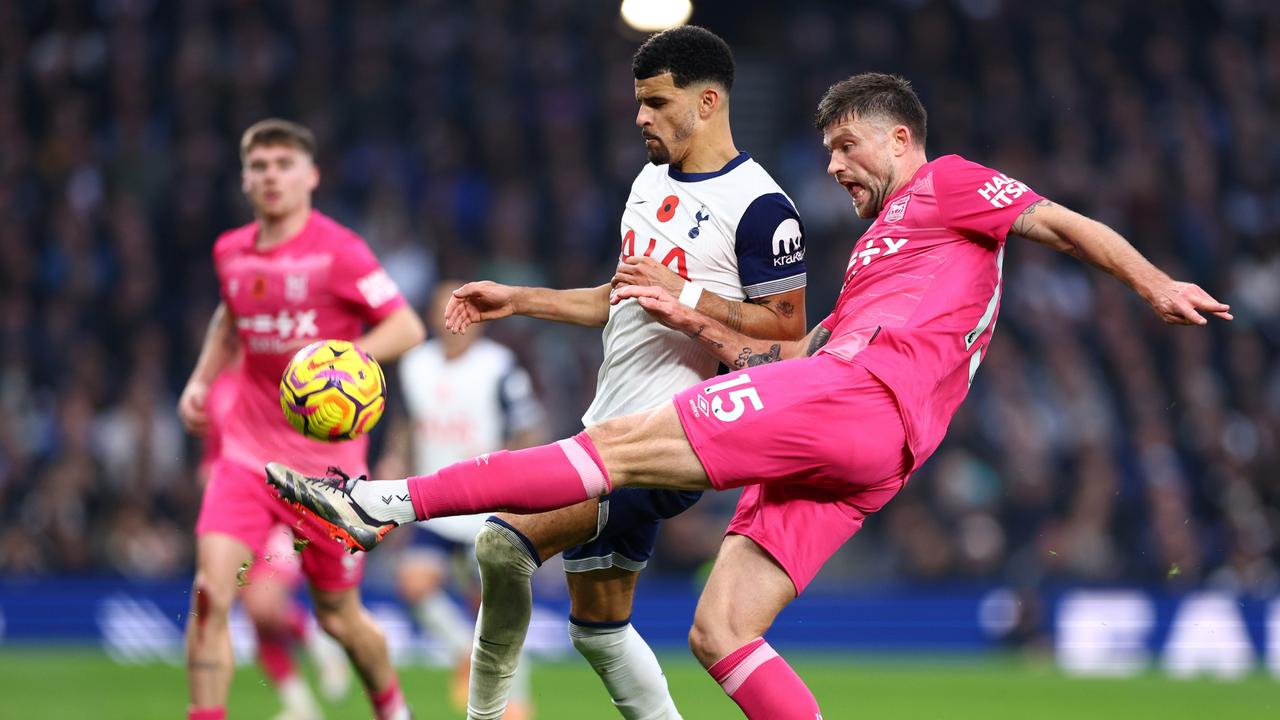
[369,678,407,720]
[708,638,822,720]
[286,601,309,642]
[187,707,226,720]
[255,623,297,685]
[255,602,308,684]
[408,432,610,521]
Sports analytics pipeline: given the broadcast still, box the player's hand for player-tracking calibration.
[611,284,698,333]
[1147,280,1233,325]
[445,281,516,334]
[611,256,685,296]
[178,380,210,436]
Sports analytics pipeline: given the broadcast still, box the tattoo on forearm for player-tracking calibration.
[805,327,832,356]
[690,324,725,350]
[777,300,796,319]
[1010,199,1053,237]
[726,301,743,332]
[735,343,782,368]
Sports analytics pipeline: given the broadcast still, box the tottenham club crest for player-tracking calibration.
[885,194,911,223]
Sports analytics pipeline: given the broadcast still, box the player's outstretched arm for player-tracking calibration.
[356,305,426,361]
[612,284,830,369]
[444,281,612,333]
[1010,199,1233,325]
[178,302,239,436]
[613,256,807,341]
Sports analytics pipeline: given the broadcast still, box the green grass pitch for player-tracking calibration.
[4,648,1275,719]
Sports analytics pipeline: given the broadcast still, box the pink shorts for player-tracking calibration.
[196,459,364,591]
[673,354,911,594]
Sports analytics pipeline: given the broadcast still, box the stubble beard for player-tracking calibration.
[646,141,670,166]
[862,166,897,219]
[647,111,696,167]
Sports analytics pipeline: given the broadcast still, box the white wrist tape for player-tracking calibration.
[678,281,704,308]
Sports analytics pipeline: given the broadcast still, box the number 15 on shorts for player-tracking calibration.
[703,374,763,422]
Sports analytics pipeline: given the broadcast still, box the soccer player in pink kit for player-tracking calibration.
[198,366,350,720]
[268,75,1232,719]
[179,119,424,720]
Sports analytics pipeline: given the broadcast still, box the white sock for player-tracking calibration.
[349,478,416,524]
[278,673,324,720]
[413,591,474,659]
[570,621,683,720]
[467,520,539,720]
[303,618,351,701]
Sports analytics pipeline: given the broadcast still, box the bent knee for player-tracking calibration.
[190,574,237,620]
[314,605,357,642]
[688,614,750,666]
[474,521,538,569]
[474,523,508,566]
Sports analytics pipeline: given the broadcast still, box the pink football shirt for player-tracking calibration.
[817,154,1042,466]
[213,210,406,477]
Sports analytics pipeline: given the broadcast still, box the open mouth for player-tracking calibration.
[841,180,865,203]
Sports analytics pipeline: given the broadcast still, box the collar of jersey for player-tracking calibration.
[667,152,750,182]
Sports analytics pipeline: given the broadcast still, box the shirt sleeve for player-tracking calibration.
[734,193,807,299]
[331,235,407,325]
[497,363,544,441]
[936,157,1044,241]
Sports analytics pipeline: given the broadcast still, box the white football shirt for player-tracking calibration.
[583,152,807,425]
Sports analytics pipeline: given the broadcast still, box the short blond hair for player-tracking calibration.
[239,118,316,162]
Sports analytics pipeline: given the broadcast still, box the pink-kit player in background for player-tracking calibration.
[178,118,424,720]
[198,365,352,720]
[268,74,1231,720]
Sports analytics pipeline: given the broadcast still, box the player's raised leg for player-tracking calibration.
[310,586,409,720]
[689,535,819,720]
[186,533,253,720]
[266,402,709,547]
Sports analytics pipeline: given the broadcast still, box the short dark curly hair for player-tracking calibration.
[632,25,734,91]
[815,73,927,147]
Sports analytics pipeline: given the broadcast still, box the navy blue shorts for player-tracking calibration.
[408,523,469,551]
[561,487,703,572]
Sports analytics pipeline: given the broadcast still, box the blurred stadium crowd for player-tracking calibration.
[0,0,1276,599]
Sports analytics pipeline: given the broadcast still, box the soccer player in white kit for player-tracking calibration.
[380,283,545,718]
[440,27,808,720]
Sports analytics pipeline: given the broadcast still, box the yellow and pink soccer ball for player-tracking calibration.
[279,340,386,441]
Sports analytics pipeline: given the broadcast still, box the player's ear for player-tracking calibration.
[698,84,721,119]
[307,162,320,191]
[891,124,911,156]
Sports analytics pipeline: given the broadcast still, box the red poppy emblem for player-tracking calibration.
[656,195,679,223]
